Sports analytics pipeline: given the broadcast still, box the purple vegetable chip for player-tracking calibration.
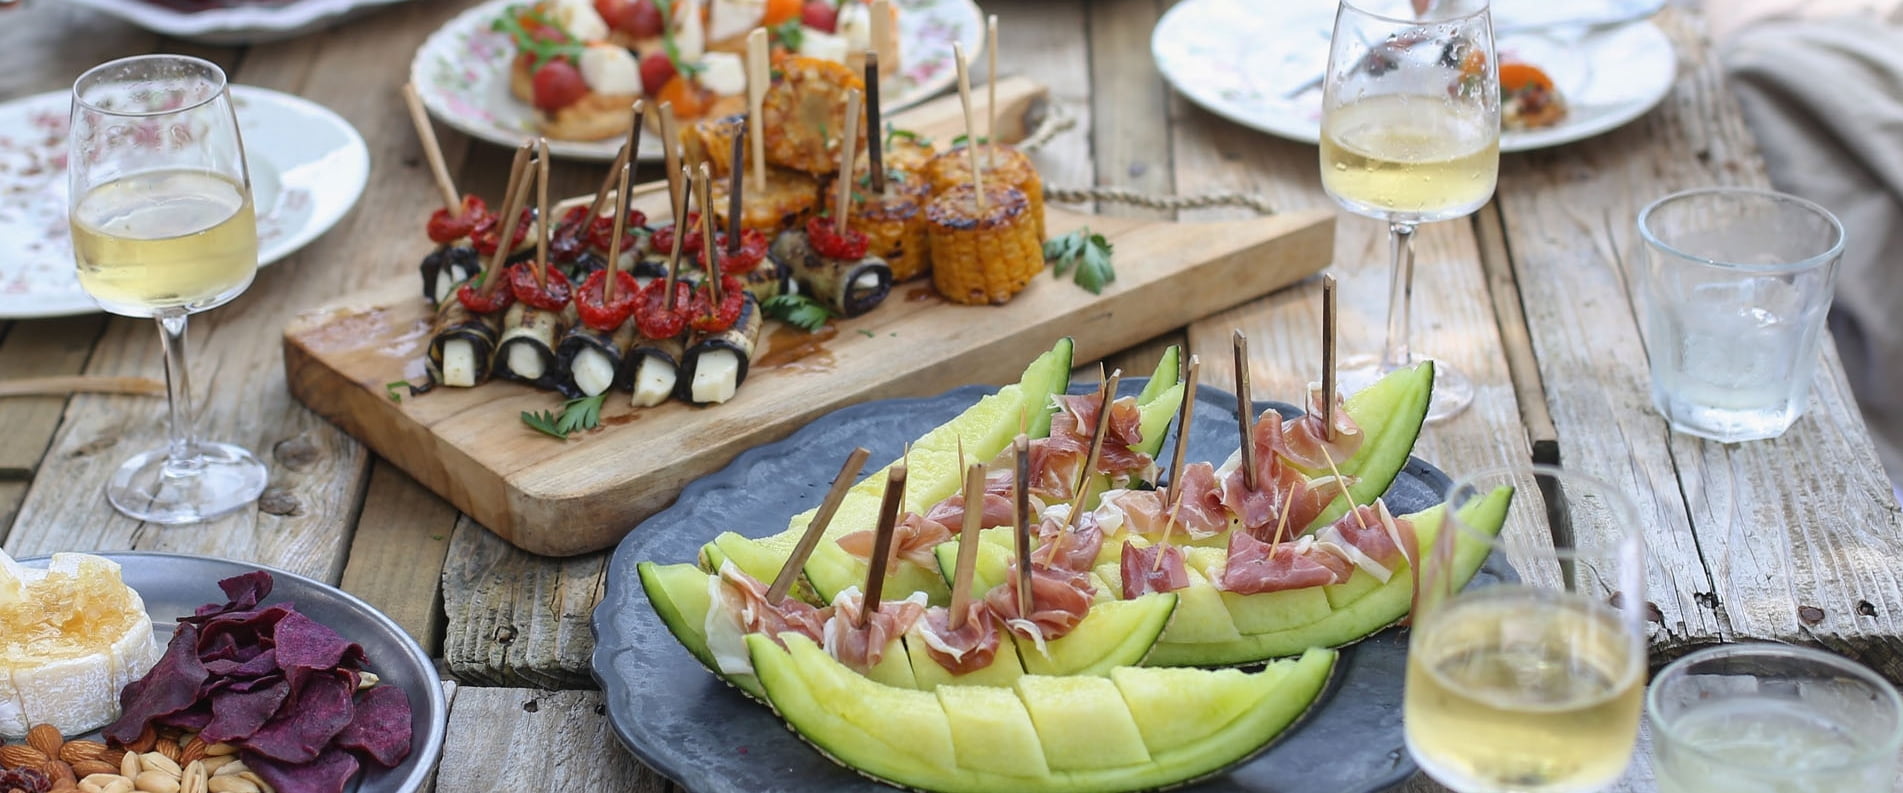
[272,610,364,673]
[196,604,293,656]
[242,746,360,793]
[199,677,290,744]
[105,622,209,745]
[159,701,213,732]
[187,571,274,620]
[204,648,278,680]
[336,685,413,767]
[241,667,356,764]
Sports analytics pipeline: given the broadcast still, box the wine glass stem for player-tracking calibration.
[156,313,202,475]
[1381,221,1418,372]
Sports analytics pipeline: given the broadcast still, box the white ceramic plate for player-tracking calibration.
[0,85,369,320]
[409,0,985,161]
[66,0,409,44]
[1152,0,1677,152]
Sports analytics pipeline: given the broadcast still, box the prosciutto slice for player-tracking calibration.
[912,601,1002,676]
[836,513,954,570]
[1047,393,1155,483]
[1313,500,1416,582]
[1221,461,1351,541]
[822,587,928,673]
[924,491,1016,531]
[984,563,1096,654]
[1100,462,1229,541]
[1030,512,1105,573]
[1218,532,1354,595]
[717,562,831,644]
[1280,387,1364,471]
[1120,542,1190,599]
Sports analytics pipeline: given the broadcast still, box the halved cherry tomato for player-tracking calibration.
[597,0,663,37]
[456,277,516,314]
[507,262,574,310]
[649,213,705,259]
[801,0,838,33]
[636,280,694,339]
[576,270,641,331]
[713,228,770,275]
[689,274,747,333]
[588,208,649,254]
[472,208,534,257]
[639,51,677,96]
[532,60,589,112]
[1499,61,1555,93]
[426,195,494,245]
[762,0,801,26]
[656,74,709,119]
[806,215,869,260]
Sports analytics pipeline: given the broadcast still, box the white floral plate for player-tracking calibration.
[0,85,369,320]
[66,0,410,45]
[410,0,985,161]
[1152,0,1677,153]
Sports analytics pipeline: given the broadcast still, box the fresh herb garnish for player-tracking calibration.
[773,19,805,51]
[384,381,412,403]
[521,393,607,439]
[950,133,991,148]
[857,328,876,338]
[490,7,585,72]
[885,124,930,149]
[763,293,839,332]
[1046,228,1116,295]
[651,0,704,78]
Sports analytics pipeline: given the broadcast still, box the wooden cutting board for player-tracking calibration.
[282,80,1336,557]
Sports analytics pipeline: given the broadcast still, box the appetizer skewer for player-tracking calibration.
[927,46,1042,305]
[557,159,642,399]
[845,53,932,282]
[677,164,763,406]
[495,140,578,389]
[622,166,696,408]
[405,83,494,306]
[426,142,536,389]
[771,88,894,318]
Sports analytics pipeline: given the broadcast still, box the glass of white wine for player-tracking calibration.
[1406,464,1649,793]
[1319,0,1500,421]
[68,54,267,524]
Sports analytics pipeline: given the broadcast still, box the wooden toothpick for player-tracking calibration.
[834,89,862,236]
[746,28,769,195]
[1233,329,1258,491]
[697,163,720,305]
[659,102,683,212]
[477,141,535,299]
[401,83,461,214]
[1064,370,1122,530]
[576,101,646,235]
[663,166,690,311]
[864,54,886,195]
[947,461,987,630]
[533,138,551,287]
[986,15,998,168]
[861,463,909,626]
[767,447,871,604]
[604,162,632,303]
[1166,354,1201,505]
[871,0,895,80]
[1152,485,1188,572]
[952,43,987,212]
[1012,434,1032,619]
[1322,274,1339,443]
[727,121,746,256]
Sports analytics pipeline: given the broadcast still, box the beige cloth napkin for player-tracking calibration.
[1724,18,1903,491]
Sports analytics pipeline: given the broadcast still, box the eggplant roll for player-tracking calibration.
[556,250,608,284]
[675,292,763,406]
[555,319,639,399]
[739,252,793,303]
[420,245,482,306]
[631,255,670,285]
[770,230,893,318]
[620,331,687,408]
[494,301,574,389]
[425,295,501,389]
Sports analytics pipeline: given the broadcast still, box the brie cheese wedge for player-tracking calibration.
[0,552,161,739]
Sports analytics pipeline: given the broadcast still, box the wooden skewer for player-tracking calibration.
[766,447,871,604]
[1012,434,1033,619]
[986,15,998,168]
[746,28,769,195]
[1166,354,1200,505]
[871,0,895,82]
[1152,485,1187,573]
[0,376,164,398]
[1233,329,1258,491]
[478,142,535,299]
[577,101,645,230]
[952,43,986,212]
[401,83,461,214]
[727,122,746,256]
[533,138,551,287]
[947,461,987,630]
[697,163,721,306]
[861,463,909,625]
[1063,370,1122,530]
[663,166,690,311]
[659,102,684,212]
[864,54,886,195]
[833,89,862,236]
[603,162,632,304]
[1322,274,1338,442]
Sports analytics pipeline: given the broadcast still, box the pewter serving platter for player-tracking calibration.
[593,378,1515,793]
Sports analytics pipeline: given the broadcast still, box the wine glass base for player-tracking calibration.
[1337,354,1475,423]
[105,441,268,525]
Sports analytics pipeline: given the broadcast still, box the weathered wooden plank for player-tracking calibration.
[1086,0,1171,220]
[0,315,107,479]
[1474,203,1558,463]
[338,460,458,653]
[441,518,605,689]
[436,688,671,793]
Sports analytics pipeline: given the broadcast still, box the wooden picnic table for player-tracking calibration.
[2,1,1900,790]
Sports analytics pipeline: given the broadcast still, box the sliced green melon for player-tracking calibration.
[1094,558,1242,644]
[749,633,1338,793]
[1143,485,1514,667]
[1300,360,1434,529]
[1178,546,1334,633]
[1134,346,1181,407]
[1015,594,1177,676]
[905,628,1026,690]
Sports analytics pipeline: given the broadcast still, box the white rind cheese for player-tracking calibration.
[632,357,677,406]
[854,271,883,291]
[580,44,644,96]
[690,349,741,403]
[697,52,747,96]
[442,339,478,387]
[433,268,458,305]
[572,347,618,397]
[0,552,161,739]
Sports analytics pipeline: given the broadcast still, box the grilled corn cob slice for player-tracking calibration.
[926,144,1046,242]
[682,114,746,176]
[846,171,932,281]
[709,166,822,235]
[926,183,1042,305]
[854,134,936,177]
[761,56,867,175]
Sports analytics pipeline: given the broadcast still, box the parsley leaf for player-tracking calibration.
[521,394,608,440]
[490,7,584,73]
[1045,228,1117,295]
[950,133,991,148]
[763,294,838,332]
[521,408,567,439]
[885,124,930,149]
[773,19,804,51]
[384,381,412,403]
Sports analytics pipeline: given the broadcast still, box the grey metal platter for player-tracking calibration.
[18,552,448,793]
[593,379,1513,793]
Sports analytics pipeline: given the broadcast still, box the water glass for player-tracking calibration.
[1634,188,1844,443]
[1648,643,1903,793]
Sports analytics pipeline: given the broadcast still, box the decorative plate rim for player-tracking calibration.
[65,0,410,37]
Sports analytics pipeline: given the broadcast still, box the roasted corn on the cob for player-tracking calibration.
[761,57,867,175]
[709,166,822,234]
[926,144,1046,242]
[846,171,932,281]
[926,183,1042,305]
[682,114,746,176]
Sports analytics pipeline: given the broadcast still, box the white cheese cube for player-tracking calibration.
[572,347,619,397]
[632,358,677,406]
[690,349,741,403]
[550,0,610,43]
[697,51,748,96]
[837,3,873,52]
[580,44,644,96]
[508,344,548,380]
[709,0,766,43]
[674,0,707,61]
[442,339,478,387]
[797,27,849,64]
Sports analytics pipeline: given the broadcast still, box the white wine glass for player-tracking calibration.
[1320,0,1500,421]
[68,54,268,524]
[1406,464,1648,793]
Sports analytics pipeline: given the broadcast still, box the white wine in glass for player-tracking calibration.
[69,54,267,524]
[1320,0,1500,421]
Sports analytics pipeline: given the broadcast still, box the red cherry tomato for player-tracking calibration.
[588,208,648,254]
[801,0,838,33]
[689,275,747,333]
[531,60,589,112]
[506,262,575,311]
[456,277,516,314]
[648,214,704,259]
[639,51,677,97]
[713,228,770,275]
[636,280,694,339]
[628,0,664,37]
[426,195,493,245]
[472,208,534,257]
[576,270,641,331]
[806,216,870,260]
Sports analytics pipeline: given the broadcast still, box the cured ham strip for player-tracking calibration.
[1281,387,1364,471]
[1220,461,1351,541]
[1313,500,1416,582]
[822,587,928,673]
[717,562,831,645]
[1030,512,1105,573]
[836,512,953,570]
[912,601,1002,676]
[1099,462,1228,541]
[1218,532,1353,595]
[924,491,1016,531]
[1048,392,1156,483]
[983,563,1095,654]
[1120,542,1189,599]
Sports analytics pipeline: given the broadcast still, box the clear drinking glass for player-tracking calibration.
[1320,0,1500,422]
[1648,643,1903,793]
[68,54,268,524]
[1634,188,1844,443]
[1406,464,1649,793]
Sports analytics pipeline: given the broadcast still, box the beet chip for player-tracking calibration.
[189,571,274,620]
[272,610,365,672]
[243,667,357,764]
[204,648,278,680]
[336,686,413,767]
[105,622,209,744]
[199,677,290,744]
[196,604,293,659]
[243,746,360,793]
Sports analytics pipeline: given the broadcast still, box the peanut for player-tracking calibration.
[133,771,179,793]
[119,752,139,780]
[138,753,179,778]
[204,778,258,793]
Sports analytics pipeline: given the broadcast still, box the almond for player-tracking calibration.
[99,750,127,768]
[27,725,65,758]
[60,741,107,765]
[152,740,180,765]
[72,760,119,778]
[123,726,157,754]
[177,738,206,768]
[41,759,77,785]
[0,743,48,768]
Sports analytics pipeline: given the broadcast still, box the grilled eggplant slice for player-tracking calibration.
[676,292,763,406]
